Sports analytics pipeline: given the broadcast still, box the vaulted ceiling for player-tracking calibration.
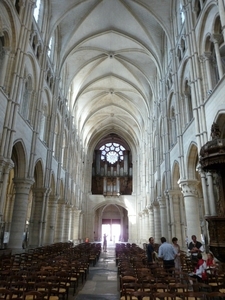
[48,0,173,151]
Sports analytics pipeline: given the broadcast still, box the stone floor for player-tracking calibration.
[73,243,120,300]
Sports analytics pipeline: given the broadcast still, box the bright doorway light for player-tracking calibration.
[102,224,110,241]
[112,224,120,242]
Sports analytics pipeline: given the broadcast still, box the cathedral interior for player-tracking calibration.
[1,0,225,259]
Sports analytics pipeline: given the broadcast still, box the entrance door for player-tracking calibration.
[102,223,121,243]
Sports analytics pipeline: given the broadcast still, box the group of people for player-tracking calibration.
[147,236,181,270]
[146,234,216,281]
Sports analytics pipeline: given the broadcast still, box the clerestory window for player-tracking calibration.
[33,0,41,22]
[180,3,185,24]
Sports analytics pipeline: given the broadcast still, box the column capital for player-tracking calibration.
[146,204,153,212]
[165,189,180,197]
[178,179,199,197]
[13,178,34,193]
[49,194,59,202]
[158,197,166,207]
[203,51,212,60]
[143,208,149,215]
[211,33,223,44]
[32,187,49,197]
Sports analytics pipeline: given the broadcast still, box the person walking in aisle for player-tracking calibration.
[103,233,108,252]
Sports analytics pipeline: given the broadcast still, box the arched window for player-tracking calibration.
[180,3,185,24]
[48,37,52,58]
[159,120,164,163]
[39,103,48,143]
[21,77,32,121]
[33,0,41,22]
[195,0,201,19]
[184,80,193,126]
[15,0,20,14]
[170,106,177,148]
[0,36,6,87]
[53,117,60,158]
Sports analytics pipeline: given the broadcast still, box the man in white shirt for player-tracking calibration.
[158,237,177,270]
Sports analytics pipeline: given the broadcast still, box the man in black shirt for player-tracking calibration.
[188,235,203,264]
[147,237,155,263]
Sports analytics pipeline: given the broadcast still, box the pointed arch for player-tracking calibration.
[11,140,27,178]
[186,143,199,179]
[33,159,44,188]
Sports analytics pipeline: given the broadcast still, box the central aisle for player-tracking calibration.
[75,243,119,300]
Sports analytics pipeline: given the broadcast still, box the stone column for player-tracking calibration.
[173,194,182,243]
[72,209,81,244]
[138,212,143,243]
[128,214,137,243]
[0,47,10,87]
[4,194,14,231]
[120,213,124,242]
[54,199,65,243]
[168,192,175,238]
[179,179,201,241]
[202,52,213,91]
[197,165,210,216]
[62,204,70,242]
[206,173,217,216]
[79,213,84,242]
[43,195,58,245]
[180,196,187,249]
[144,208,149,241]
[29,188,47,248]
[69,206,75,242]
[7,179,33,249]
[165,191,172,241]
[158,197,168,239]
[0,159,14,225]
[211,34,224,79]
[148,206,154,238]
[153,202,161,243]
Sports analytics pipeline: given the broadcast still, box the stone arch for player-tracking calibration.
[171,160,180,190]
[59,179,64,201]
[33,159,44,188]
[11,140,27,178]
[186,143,199,180]
[213,111,225,138]
[50,172,56,196]
[0,2,17,49]
[95,203,128,243]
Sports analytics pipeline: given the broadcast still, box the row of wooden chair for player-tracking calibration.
[0,242,101,299]
[116,243,225,300]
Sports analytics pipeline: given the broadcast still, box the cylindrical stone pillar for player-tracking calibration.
[7,179,33,249]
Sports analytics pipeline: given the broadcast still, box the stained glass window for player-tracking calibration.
[100,143,125,164]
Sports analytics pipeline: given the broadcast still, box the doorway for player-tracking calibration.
[102,223,121,243]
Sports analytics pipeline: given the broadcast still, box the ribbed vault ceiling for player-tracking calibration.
[49,0,173,150]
